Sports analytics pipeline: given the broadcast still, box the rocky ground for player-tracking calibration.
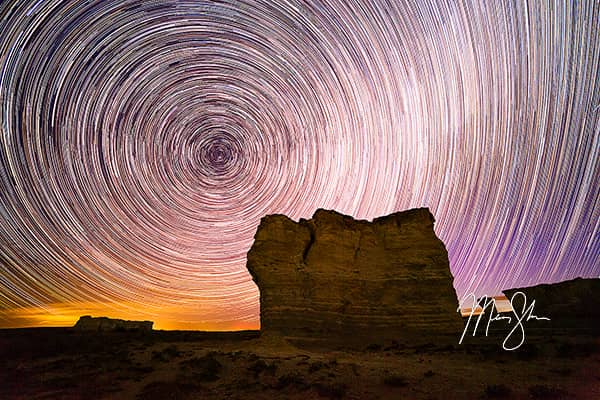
[1,328,599,399]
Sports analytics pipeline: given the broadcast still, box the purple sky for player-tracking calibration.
[0,0,598,329]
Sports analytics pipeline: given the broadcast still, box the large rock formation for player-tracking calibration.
[73,316,153,332]
[246,208,463,346]
[503,277,600,334]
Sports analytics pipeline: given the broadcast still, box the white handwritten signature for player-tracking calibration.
[458,292,550,351]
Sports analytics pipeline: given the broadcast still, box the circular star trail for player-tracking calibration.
[0,0,598,329]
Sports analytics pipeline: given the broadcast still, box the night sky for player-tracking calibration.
[0,0,598,330]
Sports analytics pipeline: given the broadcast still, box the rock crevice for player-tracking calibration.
[247,208,463,345]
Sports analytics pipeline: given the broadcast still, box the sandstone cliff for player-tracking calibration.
[74,316,153,332]
[246,208,463,346]
[503,277,600,334]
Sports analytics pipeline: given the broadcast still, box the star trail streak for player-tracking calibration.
[0,0,598,329]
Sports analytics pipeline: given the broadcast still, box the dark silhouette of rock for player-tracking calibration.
[74,315,153,331]
[246,208,463,346]
[503,277,600,334]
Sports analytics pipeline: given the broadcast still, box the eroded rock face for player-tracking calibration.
[503,278,600,334]
[246,208,463,345]
[74,315,153,331]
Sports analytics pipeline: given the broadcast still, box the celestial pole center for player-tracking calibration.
[0,0,598,329]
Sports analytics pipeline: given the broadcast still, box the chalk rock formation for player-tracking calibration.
[74,315,153,332]
[503,277,600,334]
[246,208,463,345]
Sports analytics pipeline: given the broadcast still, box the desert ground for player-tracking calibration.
[1,327,599,399]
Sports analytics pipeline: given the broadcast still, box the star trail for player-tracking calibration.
[0,0,598,329]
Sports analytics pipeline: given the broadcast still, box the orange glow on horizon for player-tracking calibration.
[0,302,260,331]
[460,295,513,317]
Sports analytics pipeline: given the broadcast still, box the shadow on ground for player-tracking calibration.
[0,327,598,399]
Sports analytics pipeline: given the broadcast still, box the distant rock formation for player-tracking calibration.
[74,316,153,332]
[503,277,600,334]
[246,208,463,346]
